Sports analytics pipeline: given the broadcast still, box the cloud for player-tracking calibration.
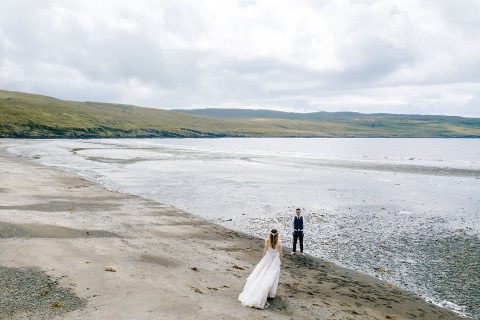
[0,0,479,116]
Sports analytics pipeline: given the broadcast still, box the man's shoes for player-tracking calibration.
[300,252,305,256]
[290,252,296,255]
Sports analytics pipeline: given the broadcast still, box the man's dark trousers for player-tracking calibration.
[293,231,304,253]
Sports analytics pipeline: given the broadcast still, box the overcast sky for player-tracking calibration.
[1,0,480,116]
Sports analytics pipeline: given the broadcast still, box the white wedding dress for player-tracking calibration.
[238,245,281,309]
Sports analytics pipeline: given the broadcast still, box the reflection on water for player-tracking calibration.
[4,138,480,318]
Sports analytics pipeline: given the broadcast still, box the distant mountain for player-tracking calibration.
[1,89,479,138]
[176,108,375,120]
[176,108,480,138]
[176,108,477,122]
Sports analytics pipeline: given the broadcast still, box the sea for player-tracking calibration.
[3,138,480,318]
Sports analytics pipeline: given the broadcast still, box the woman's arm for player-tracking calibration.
[279,242,283,265]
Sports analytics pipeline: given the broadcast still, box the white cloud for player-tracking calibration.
[0,0,479,116]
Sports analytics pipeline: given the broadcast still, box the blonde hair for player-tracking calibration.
[269,229,279,248]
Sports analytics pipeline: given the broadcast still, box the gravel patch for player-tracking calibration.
[0,266,85,319]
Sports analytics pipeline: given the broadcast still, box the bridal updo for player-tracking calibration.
[269,229,279,248]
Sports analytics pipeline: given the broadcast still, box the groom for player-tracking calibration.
[291,208,304,255]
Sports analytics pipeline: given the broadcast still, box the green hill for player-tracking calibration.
[1,89,479,138]
[0,90,291,138]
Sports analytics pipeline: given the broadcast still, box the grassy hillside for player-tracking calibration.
[1,89,479,138]
[0,90,294,138]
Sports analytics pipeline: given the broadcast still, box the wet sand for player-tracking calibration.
[0,150,468,319]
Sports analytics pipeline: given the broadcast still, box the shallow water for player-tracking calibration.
[4,138,480,318]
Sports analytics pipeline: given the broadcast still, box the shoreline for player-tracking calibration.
[0,149,469,319]
[3,136,480,139]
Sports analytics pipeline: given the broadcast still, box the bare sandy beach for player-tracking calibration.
[0,149,468,320]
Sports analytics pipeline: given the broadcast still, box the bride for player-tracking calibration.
[238,229,283,309]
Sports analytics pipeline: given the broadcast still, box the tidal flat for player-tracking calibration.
[2,138,479,319]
